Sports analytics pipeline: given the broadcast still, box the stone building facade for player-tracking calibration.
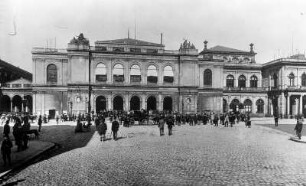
[0,59,33,113]
[31,33,270,118]
[262,54,306,118]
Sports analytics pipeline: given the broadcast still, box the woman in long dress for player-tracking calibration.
[294,116,303,140]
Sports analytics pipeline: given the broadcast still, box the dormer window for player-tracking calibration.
[113,47,124,52]
[130,48,141,53]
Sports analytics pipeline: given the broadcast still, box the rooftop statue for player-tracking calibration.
[69,33,89,45]
[180,40,196,50]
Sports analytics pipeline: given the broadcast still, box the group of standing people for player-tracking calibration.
[1,115,33,166]
[95,114,120,141]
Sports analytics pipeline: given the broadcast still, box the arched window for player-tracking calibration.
[302,73,306,86]
[250,75,258,88]
[130,65,141,82]
[289,73,295,86]
[244,99,252,113]
[147,65,158,83]
[238,75,246,88]
[226,75,234,88]
[256,99,264,113]
[47,64,57,83]
[113,64,124,82]
[163,66,174,83]
[204,69,212,86]
[95,63,107,82]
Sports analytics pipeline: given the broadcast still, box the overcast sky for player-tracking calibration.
[0,0,306,72]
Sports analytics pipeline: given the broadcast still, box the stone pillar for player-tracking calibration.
[252,97,256,114]
[33,93,36,114]
[300,94,303,115]
[10,100,12,112]
[295,98,299,116]
[158,94,162,111]
[125,94,129,111]
[42,93,45,115]
[141,95,146,110]
[107,94,112,110]
[281,92,285,116]
[287,94,290,116]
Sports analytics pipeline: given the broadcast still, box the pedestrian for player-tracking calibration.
[3,119,10,138]
[224,114,229,127]
[158,116,165,136]
[38,115,42,132]
[166,116,174,136]
[13,118,23,152]
[294,116,303,140]
[56,115,59,125]
[274,114,279,127]
[111,118,120,140]
[1,136,13,166]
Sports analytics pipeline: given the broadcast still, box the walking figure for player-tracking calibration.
[294,116,303,140]
[166,116,174,136]
[112,118,120,140]
[38,115,42,132]
[274,115,279,127]
[3,120,10,138]
[1,136,13,166]
[158,116,165,136]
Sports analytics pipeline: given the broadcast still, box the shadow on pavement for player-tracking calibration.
[0,124,95,182]
[2,178,25,186]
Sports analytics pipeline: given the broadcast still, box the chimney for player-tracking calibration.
[161,33,163,45]
[250,43,254,53]
[204,40,208,50]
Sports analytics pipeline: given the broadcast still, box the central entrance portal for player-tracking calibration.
[113,96,123,111]
[96,96,106,113]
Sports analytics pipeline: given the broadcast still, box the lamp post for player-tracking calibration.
[87,48,92,125]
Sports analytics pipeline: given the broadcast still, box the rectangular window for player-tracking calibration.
[130,75,141,82]
[113,75,124,82]
[147,76,158,83]
[147,49,158,54]
[96,75,107,82]
[226,80,234,88]
[164,76,174,83]
[12,84,21,88]
[130,48,141,53]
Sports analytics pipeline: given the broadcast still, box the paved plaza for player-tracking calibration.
[2,120,306,185]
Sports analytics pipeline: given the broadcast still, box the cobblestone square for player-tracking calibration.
[2,121,306,185]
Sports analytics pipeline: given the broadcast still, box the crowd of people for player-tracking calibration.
[1,109,305,167]
[1,114,35,166]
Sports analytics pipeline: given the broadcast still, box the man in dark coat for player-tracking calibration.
[112,118,120,140]
[274,115,279,127]
[38,115,42,132]
[3,120,10,138]
[158,116,165,136]
[1,136,13,166]
[295,116,303,140]
[166,116,174,136]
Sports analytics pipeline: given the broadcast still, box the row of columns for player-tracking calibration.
[271,93,306,116]
[92,94,176,112]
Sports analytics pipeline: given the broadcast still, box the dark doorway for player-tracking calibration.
[12,95,22,112]
[113,96,123,111]
[130,96,140,111]
[147,96,156,111]
[223,99,228,113]
[230,99,240,113]
[96,96,107,113]
[49,109,56,119]
[303,96,306,117]
[163,96,172,111]
[0,95,11,112]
